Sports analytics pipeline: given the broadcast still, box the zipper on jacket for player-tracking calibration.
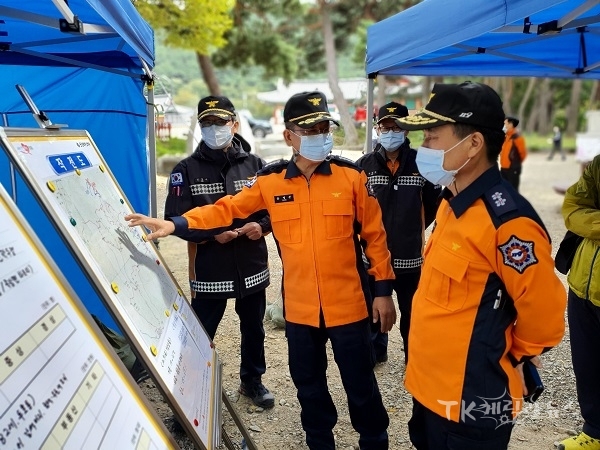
[305,176,323,309]
[585,246,600,300]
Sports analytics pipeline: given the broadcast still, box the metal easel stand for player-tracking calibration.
[222,392,261,450]
[15,84,67,130]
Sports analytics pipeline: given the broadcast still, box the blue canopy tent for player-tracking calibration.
[0,0,155,327]
[364,0,600,147]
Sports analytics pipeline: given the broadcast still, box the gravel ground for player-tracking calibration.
[142,150,585,450]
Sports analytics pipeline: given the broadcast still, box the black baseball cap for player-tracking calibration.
[377,101,409,124]
[505,115,520,127]
[283,91,340,129]
[197,95,236,121]
[395,81,505,131]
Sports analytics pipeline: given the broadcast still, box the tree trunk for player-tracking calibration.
[319,1,358,146]
[501,78,513,113]
[421,77,432,108]
[196,52,221,96]
[566,79,583,135]
[590,80,599,109]
[526,79,551,134]
[518,77,536,126]
[488,77,501,94]
[537,78,553,135]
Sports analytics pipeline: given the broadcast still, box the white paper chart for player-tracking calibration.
[0,129,221,450]
[0,184,177,449]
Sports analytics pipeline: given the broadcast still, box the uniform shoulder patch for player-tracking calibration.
[258,158,288,176]
[329,155,360,171]
[485,185,517,216]
[170,172,184,186]
[498,235,538,273]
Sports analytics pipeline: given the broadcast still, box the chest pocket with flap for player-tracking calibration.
[322,199,354,239]
[422,246,469,311]
[270,203,302,244]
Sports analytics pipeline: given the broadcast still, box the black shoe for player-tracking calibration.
[375,353,388,363]
[239,382,275,408]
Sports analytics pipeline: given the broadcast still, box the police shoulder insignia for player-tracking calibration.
[170,172,184,186]
[498,235,538,273]
[245,175,257,188]
[485,185,517,217]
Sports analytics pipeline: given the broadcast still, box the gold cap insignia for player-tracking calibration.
[205,100,219,108]
[387,107,397,113]
[308,97,322,106]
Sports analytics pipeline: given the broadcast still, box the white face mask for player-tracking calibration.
[201,124,234,149]
[291,131,334,162]
[416,134,472,186]
[379,130,405,152]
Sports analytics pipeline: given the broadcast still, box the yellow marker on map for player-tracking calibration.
[111,282,119,293]
[75,169,81,176]
[99,164,105,173]
[46,181,56,192]
[173,303,179,311]
[165,310,170,317]
[150,345,158,356]
[142,234,147,242]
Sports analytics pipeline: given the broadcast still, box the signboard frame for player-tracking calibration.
[0,181,179,449]
[0,127,222,450]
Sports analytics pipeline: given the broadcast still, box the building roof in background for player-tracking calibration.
[257,77,421,104]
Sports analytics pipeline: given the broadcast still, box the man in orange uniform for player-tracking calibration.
[397,81,565,449]
[500,115,527,192]
[126,91,397,450]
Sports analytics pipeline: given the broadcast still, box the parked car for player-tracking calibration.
[247,117,273,138]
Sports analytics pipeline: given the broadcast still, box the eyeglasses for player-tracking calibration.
[378,126,403,134]
[199,119,232,128]
[289,126,336,137]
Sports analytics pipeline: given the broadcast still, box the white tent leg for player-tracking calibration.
[146,79,158,219]
[366,78,375,153]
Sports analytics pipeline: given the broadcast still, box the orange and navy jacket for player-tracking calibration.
[169,156,395,327]
[500,128,527,169]
[405,166,565,428]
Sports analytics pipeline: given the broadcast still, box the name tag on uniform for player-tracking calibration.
[274,194,294,203]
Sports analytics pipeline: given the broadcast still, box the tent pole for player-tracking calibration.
[146,76,158,219]
[365,77,375,153]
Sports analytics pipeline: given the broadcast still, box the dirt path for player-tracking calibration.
[144,151,584,449]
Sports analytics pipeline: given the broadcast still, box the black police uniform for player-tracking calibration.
[357,141,441,361]
[164,134,271,385]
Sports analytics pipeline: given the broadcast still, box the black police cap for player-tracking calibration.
[396,81,505,131]
[197,95,236,121]
[377,101,409,124]
[283,91,340,129]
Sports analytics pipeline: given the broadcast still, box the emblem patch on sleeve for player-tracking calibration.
[365,180,376,198]
[498,235,538,273]
[170,172,183,186]
[245,176,257,188]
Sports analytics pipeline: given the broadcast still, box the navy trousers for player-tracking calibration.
[371,270,420,362]
[408,399,513,450]
[286,318,389,450]
[191,289,267,384]
[568,288,600,439]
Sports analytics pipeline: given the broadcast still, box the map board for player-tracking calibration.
[0,182,178,449]
[0,128,222,450]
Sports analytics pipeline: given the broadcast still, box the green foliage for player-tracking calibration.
[211,0,305,82]
[134,0,234,54]
[525,133,576,153]
[156,138,187,157]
